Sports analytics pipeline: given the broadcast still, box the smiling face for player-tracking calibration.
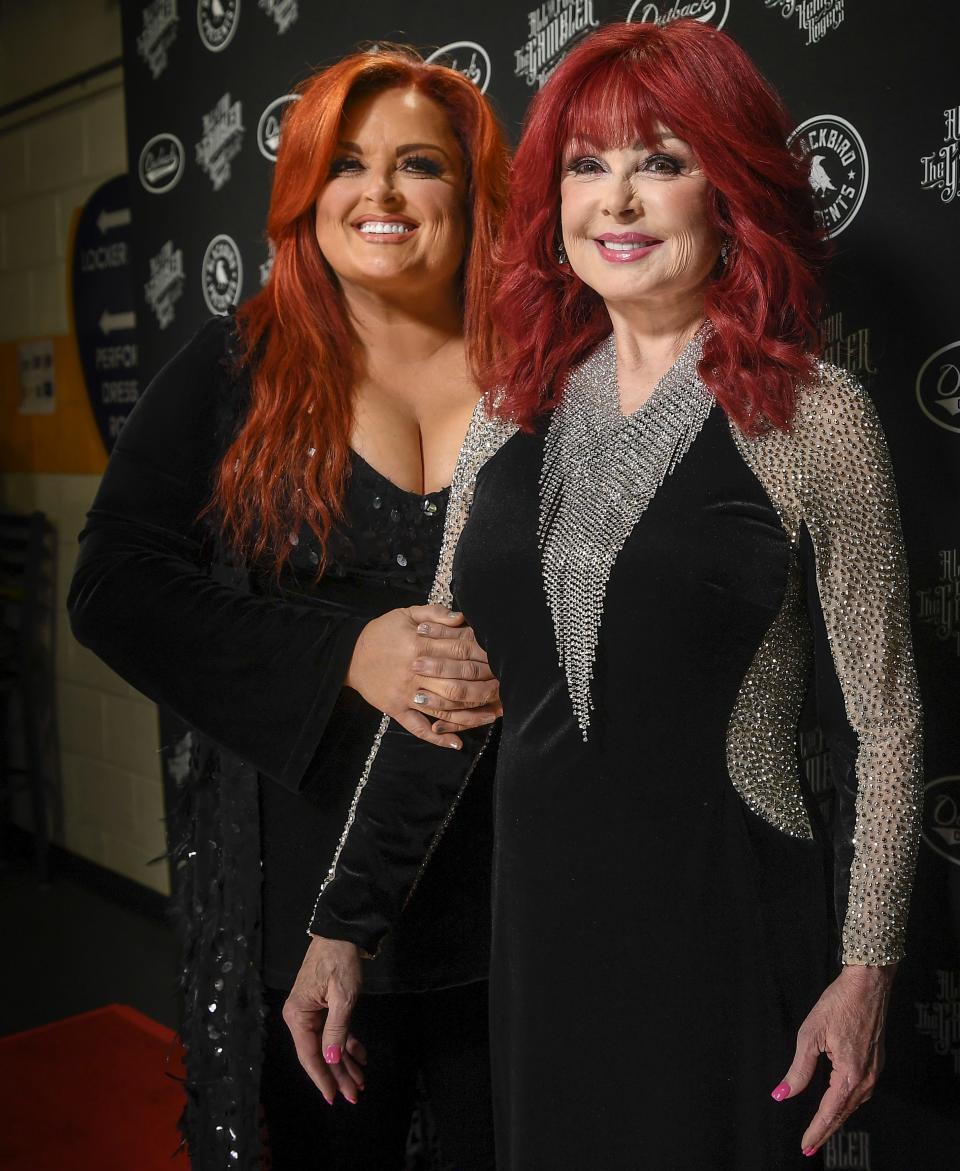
[559,128,720,314]
[313,86,468,299]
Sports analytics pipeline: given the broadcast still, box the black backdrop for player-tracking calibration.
[119,2,959,1166]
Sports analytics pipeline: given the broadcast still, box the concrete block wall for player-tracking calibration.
[0,1,170,896]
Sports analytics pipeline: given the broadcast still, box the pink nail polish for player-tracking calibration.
[803,1147,817,1157]
[323,1044,342,1064]
[322,1093,334,1106]
[771,1082,791,1102]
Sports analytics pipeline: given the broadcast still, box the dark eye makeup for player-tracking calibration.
[564,151,687,178]
[328,152,446,179]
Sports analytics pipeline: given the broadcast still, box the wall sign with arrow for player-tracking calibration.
[71,174,140,454]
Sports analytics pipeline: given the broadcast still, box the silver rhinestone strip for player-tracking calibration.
[539,330,712,739]
[725,555,814,839]
[309,400,517,938]
[731,363,923,964]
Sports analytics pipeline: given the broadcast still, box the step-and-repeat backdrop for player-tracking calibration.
[118,2,958,1166]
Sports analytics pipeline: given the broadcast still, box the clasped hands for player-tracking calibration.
[345,603,501,749]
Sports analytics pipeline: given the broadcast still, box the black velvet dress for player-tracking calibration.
[311,334,923,1170]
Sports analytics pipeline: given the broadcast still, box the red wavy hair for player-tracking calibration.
[486,20,830,434]
[213,48,508,570]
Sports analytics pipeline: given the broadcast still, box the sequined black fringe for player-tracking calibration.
[169,733,265,1171]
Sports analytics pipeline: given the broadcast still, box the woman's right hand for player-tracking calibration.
[346,603,499,749]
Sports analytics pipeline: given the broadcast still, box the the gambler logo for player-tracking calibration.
[425,42,492,94]
[198,0,239,52]
[258,0,297,34]
[627,0,729,30]
[137,0,179,79]
[138,132,185,194]
[202,234,243,315]
[788,114,868,238]
[196,92,245,190]
[514,1,599,89]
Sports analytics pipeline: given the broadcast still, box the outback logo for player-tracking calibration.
[514,1,599,89]
[788,114,868,238]
[197,0,239,52]
[196,92,244,190]
[144,240,185,330]
[202,234,243,315]
[627,0,729,30]
[137,0,179,79]
[138,132,185,194]
[764,0,844,47]
[259,0,297,34]
[923,776,960,868]
[257,94,298,162]
[425,42,492,94]
[920,105,959,205]
[916,340,960,434]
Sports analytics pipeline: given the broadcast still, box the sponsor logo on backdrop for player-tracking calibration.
[258,0,297,33]
[144,240,185,329]
[202,234,243,315]
[626,0,729,29]
[921,104,959,205]
[764,0,844,45]
[425,42,492,93]
[916,549,960,657]
[916,969,960,1074]
[137,0,179,78]
[138,132,185,194]
[259,240,275,286]
[257,94,298,162]
[819,309,876,384]
[923,776,960,868]
[916,340,960,433]
[197,0,239,52]
[196,93,244,190]
[514,1,599,89]
[788,115,868,237]
[823,1131,872,1170]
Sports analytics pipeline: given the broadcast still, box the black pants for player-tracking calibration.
[261,981,495,1171]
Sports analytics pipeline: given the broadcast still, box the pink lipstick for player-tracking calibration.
[593,232,662,263]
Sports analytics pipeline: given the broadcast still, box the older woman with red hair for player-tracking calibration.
[69,47,508,1171]
[303,20,923,1169]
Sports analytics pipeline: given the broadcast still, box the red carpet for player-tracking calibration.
[0,1004,189,1171]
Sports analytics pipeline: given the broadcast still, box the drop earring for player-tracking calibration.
[556,240,568,266]
[719,236,731,266]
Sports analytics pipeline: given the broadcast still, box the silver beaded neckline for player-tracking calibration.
[538,328,713,738]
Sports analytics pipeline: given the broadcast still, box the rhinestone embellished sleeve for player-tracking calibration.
[732,364,923,965]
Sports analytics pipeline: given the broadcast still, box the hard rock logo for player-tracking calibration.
[202,234,243,315]
[258,0,297,34]
[257,95,298,162]
[788,114,868,238]
[627,0,729,30]
[137,0,179,79]
[923,776,960,869]
[916,340,960,434]
[916,548,960,658]
[425,42,492,94]
[920,105,959,205]
[514,1,599,89]
[138,133,185,194]
[197,0,239,53]
[196,93,245,190]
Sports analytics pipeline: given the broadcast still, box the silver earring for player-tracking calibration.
[556,241,568,266]
[719,236,731,265]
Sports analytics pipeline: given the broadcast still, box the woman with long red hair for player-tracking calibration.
[301,21,923,1169]
[69,47,508,1170]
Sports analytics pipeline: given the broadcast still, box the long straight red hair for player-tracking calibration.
[212,48,508,570]
[486,20,830,434]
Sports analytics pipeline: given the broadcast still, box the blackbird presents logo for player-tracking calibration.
[788,114,868,238]
[202,234,243,315]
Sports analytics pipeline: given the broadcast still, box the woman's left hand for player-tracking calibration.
[772,964,895,1157]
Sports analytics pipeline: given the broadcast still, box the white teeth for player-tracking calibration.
[601,239,657,251]
[358,221,414,234]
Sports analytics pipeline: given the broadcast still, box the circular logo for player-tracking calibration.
[197,0,239,53]
[201,234,243,315]
[138,133,185,194]
[916,340,960,434]
[425,41,492,93]
[923,776,960,867]
[788,114,869,238]
[627,0,730,30]
[257,94,299,162]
